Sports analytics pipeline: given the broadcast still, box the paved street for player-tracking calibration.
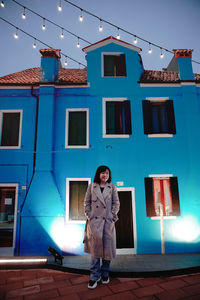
[0,268,200,299]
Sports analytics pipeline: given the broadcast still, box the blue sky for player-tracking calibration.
[0,0,200,77]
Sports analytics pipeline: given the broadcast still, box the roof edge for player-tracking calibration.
[82,36,142,53]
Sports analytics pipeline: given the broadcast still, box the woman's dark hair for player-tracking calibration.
[94,165,112,184]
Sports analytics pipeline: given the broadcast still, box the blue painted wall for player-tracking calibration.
[0,40,200,256]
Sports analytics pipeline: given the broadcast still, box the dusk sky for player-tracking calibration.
[0,0,200,77]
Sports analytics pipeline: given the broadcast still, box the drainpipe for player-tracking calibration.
[17,85,39,255]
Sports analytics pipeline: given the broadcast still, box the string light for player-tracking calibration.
[64,56,68,66]
[0,16,87,67]
[11,1,91,46]
[7,0,200,67]
[42,18,46,30]
[116,28,120,40]
[32,38,37,48]
[79,9,83,22]
[13,28,19,39]
[58,0,62,12]
[21,7,26,19]
[60,28,64,39]
[160,48,164,59]
[0,1,4,8]
[133,36,138,44]
[77,37,80,48]
[98,19,103,32]
[148,43,152,54]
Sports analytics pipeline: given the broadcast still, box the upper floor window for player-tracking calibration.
[144,176,180,217]
[103,54,126,77]
[65,109,89,148]
[0,110,22,148]
[103,98,132,138]
[142,100,176,136]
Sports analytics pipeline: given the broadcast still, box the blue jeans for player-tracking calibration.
[90,257,111,281]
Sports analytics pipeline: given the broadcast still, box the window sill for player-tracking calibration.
[0,146,21,149]
[147,134,173,138]
[103,134,130,138]
[65,220,86,224]
[65,145,89,149]
[151,216,177,220]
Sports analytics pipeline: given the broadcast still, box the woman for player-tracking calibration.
[84,165,120,289]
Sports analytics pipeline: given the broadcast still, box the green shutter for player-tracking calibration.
[1,113,20,146]
[106,102,116,134]
[69,181,88,220]
[68,111,86,146]
[104,55,114,76]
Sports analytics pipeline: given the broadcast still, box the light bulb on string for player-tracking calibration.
[79,9,83,22]
[32,39,37,49]
[98,19,103,32]
[0,1,5,8]
[60,28,64,39]
[133,36,138,44]
[116,28,120,40]
[42,18,46,30]
[14,28,19,39]
[160,48,164,59]
[77,37,80,48]
[148,43,152,54]
[21,7,26,19]
[58,0,62,12]
[64,56,68,66]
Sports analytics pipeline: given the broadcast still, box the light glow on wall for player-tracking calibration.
[171,216,200,242]
[50,217,84,253]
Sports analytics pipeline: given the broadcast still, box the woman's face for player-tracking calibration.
[99,169,110,184]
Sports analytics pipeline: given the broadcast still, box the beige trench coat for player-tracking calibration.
[84,182,120,260]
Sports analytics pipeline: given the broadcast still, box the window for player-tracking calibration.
[142,100,176,135]
[66,109,89,148]
[0,185,17,248]
[103,54,126,77]
[103,98,132,137]
[0,110,22,148]
[66,179,90,221]
[144,176,180,217]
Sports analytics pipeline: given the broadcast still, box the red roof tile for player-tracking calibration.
[0,67,87,85]
[0,68,199,85]
[140,70,200,83]
[140,70,180,83]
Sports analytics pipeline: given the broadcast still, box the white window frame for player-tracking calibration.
[65,108,89,149]
[148,174,177,220]
[0,183,18,256]
[0,110,23,149]
[103,98,130,138]
[116,187,137,254]
[101,52,126,78]
[66,178,91,223]
[145,97,173,138]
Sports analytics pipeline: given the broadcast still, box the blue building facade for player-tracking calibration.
[0,37,199,256]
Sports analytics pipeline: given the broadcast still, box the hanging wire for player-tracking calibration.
[12,0,91,46]
[0,17,87,67]
[61,0,200,66]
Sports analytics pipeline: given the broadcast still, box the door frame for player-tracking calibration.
[0,183,18,256]
[116,187,137,254]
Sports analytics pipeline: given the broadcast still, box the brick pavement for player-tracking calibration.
[0,268,200,299]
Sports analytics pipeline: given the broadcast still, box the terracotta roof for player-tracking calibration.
[0,67,87,85]
[140,70,200,83]
[0,67,199,85]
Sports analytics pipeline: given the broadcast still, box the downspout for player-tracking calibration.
[17,85,39,255]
